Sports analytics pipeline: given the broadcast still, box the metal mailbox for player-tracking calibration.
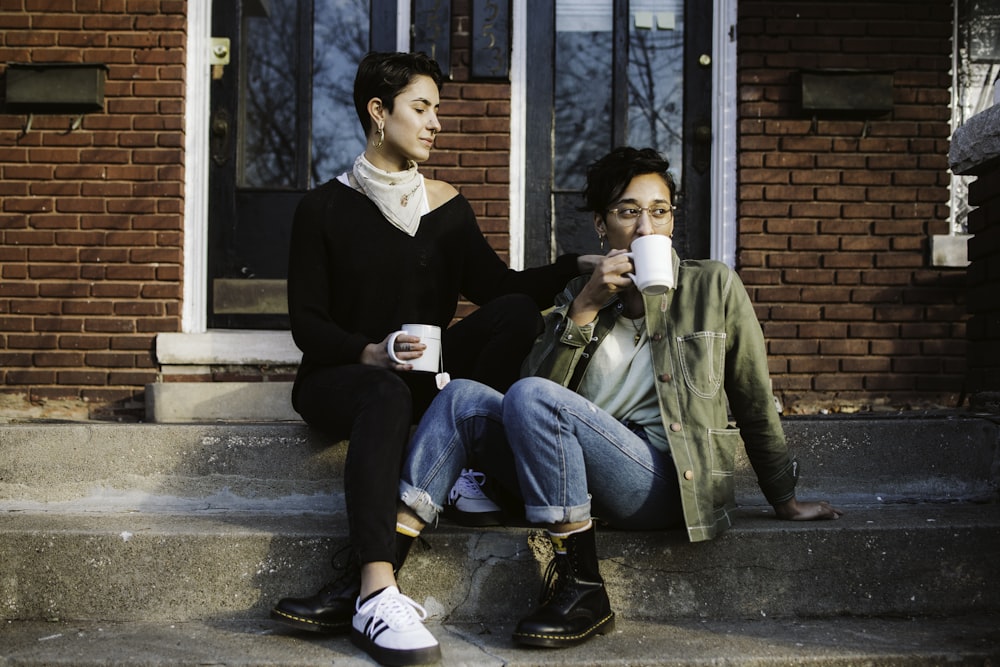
[5,63,109,113]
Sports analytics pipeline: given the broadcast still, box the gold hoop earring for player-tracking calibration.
[373,125,384,149]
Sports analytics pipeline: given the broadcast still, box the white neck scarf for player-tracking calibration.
[351,153,425,236]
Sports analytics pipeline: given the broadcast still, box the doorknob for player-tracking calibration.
[210,108,232,166]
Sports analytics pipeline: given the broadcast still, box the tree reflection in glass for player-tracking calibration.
[311,0,369,186]
[627,1,683,184]
[553,1,685,255]
[241,0,369,189]
[242,0,301,188]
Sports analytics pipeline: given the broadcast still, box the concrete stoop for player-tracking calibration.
[1,505,998,625]
[0,415,998,665]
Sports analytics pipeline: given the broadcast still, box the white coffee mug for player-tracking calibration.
[387,323,442,373]
[626,235,674,295]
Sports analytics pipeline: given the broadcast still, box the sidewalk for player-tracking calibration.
[3,615,998,666]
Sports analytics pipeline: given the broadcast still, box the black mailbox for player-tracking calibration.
[800,69,894,113]
[4,63,109,113]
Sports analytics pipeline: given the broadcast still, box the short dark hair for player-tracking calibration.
[581,146,677,214]
[353,51,444,135]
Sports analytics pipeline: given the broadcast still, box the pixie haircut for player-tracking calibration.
[581,146,677,215]
[353,51,444,135]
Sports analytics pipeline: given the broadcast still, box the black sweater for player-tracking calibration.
[287,179,580,387]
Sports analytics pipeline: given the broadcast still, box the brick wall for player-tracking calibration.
[737,0,965,412]
[0,0,186,419]
[425,1,512,319]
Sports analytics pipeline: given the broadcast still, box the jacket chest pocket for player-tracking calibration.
[676,331,726,398]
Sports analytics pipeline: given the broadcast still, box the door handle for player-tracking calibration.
[210,108,231,166]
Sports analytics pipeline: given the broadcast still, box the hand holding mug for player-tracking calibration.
[386,324,442,373]
[383,332,426,369]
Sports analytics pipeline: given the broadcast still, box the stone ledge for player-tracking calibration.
[155,330,300,366]
[145,381,299,422]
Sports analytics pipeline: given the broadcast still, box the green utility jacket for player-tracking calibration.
[523,252,797,542]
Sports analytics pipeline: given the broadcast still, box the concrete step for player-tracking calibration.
[1,414,997,509]
[0,422,345,512]
[2,615,998,666]
[2,504,998,624]
[0,414,997,661]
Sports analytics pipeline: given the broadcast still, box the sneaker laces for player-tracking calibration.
[449,468,489,503]
[359,588,429,631]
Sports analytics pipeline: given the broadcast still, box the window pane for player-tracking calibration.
[311,0,370,186]
[627,0,684,184]
[242,0,302,188]
[554,0,613,191]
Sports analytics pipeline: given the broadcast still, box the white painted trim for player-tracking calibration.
[183,2,211,333]
[711,0,738,268]
[508,0,527,270]
[396,0,410,51]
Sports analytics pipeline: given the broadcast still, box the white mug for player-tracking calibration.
[387,323,442,373]
[626,235,674,295]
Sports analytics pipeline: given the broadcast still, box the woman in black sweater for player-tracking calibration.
[271,51,596,666]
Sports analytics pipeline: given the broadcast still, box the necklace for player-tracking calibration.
[628,314,645,345]
[399,180,420,207]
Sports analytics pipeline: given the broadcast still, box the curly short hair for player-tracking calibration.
[581,146,677,214]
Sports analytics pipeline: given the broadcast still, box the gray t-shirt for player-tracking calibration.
[577,315,670,455]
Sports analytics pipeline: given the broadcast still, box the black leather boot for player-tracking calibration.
[270,535,415,635]
[512,524,615,647]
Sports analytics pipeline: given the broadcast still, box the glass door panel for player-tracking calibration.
[311,0,370,185]
[550,0,692,258]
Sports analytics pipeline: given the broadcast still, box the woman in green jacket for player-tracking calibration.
[394,146,843,651]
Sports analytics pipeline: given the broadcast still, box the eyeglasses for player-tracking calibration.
[606,204,675,228]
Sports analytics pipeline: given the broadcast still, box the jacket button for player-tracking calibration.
[683,470,694,480]
[670,422,682,432]
[652,332,663,341]
[659,373,672,383]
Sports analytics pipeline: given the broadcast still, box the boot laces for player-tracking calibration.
[319,544,360,594]
[537,553,572,605]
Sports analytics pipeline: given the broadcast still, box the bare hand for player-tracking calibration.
[568,249,634,325]
[772,497,844,521]
[359,332,426,370]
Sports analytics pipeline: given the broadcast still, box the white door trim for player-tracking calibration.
[712,0,738,267]
[183,1,211,333]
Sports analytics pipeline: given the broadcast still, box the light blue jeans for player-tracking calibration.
[399,378,683,529]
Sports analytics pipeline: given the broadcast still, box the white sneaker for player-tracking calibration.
[350,586,441,666]
[445,469,502,526]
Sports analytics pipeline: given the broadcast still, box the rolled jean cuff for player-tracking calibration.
[399,480,442,526]
[524,500,591,526]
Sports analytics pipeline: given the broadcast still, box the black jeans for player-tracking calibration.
[293,294,543,566]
